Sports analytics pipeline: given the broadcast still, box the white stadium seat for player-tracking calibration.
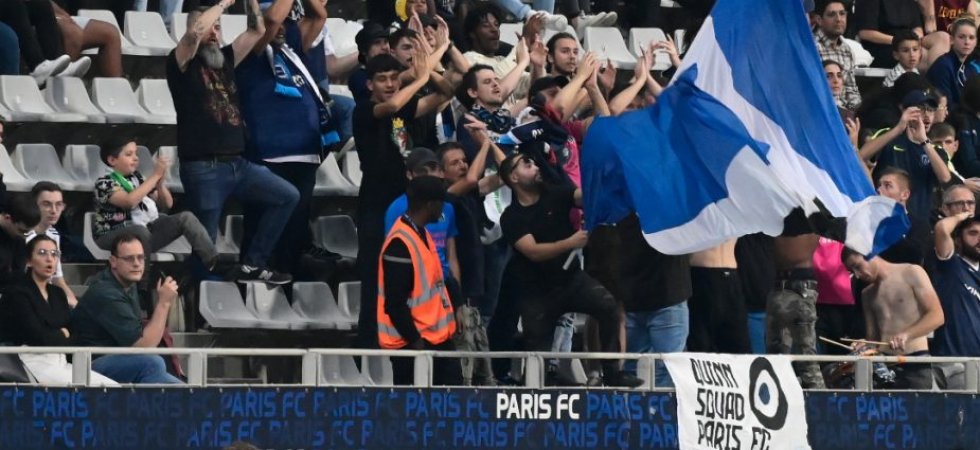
[341,150,362,186]
[77,9,154,56]
[628,28,672,71]
[499,22,523,47]
[43,77,107,123]
[124,11,177,55]
[156,146,184,193]
[312,215,358,259]
[321,355,371,385]
[200,281,263,328]
[583,26,636,69]
[92,77,174,124]
[0,145,34,192]
[61,144,108,186]
[292,282,356,330]
[11,144,87,191]
[244,284,312,330]
[171,12,188,42]
[136,79,177,120]
[338,281,360,320]
[220,14,247,46]
[0,76,87,122]
[82,212,177,261]
[314,153,358,196]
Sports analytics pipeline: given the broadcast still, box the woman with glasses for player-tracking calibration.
[927,17,980,109]
[0,235,116,385]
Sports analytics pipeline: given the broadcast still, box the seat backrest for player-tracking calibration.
[220,14,247,46]
[171,12,188,42]
[0,76,54,114]
[200,281,261,328]
[362,355,394,386]
[583,27,636,68]
[43,77,104,116]
[292,282,349,327]
[337,281,361,318]
[77,9,128,44]
[62,144,107,185]
[320,355,368,385]
[315,153,356,192]
[0,144,30,184]
[137,79,176,116]
[628,28,670,70]
[342,151,361,186]
[124,11,177,49]
[499,23,523,47]
[245,284,307,327]
[225,214,244,249]
[542,28,578,48]
[91,77,148,117]
[12,144,79,186]
[136,145,155,176]
[314,215,358,258]
[82,212,111,260]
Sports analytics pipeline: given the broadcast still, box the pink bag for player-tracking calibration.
[813,238,856,306]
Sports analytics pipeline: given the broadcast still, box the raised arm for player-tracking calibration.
[299,0,328,52]
[248,0,292,58]
[230,0,268,65]
[859,108,915,162]
[499,38,530,100]
[175,0,233,72]
[934,211,972,259]
[609,55,649,116]
[373,53,431,118]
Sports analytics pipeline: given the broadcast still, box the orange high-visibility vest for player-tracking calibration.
[377,219,456,349]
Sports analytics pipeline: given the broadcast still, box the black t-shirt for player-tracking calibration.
[501,185,577,290]
[352,97,419,210]
[166,45,245,160]
[0,230,27,288]
[617,214,692,312]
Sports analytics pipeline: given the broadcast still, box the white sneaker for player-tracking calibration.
[574,13,611,36]
[597,11,618,27]
[30,54,71,86]
[59,56,92,78]
[529,10,568,31]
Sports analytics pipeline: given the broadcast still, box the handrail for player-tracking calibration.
[1,347,976,392]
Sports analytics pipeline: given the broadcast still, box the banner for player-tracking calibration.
[663,353,811,450]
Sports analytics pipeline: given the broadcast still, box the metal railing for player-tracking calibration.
[1,346,978,392]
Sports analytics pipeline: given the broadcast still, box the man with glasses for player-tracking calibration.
[25,182,78,307]
[70,233,183,384]
[860,90,951,221]
[0,196,39,287]
[813,0,861,109]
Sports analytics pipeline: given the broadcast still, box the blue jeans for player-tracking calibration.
[330,95,355,141]
[491,0,555,17]
[549,313,576,368]
[92,355,183,384]
[747,311,767,354]
[625,301,689,388]
[0,22,18,75]
[180,158,299,268]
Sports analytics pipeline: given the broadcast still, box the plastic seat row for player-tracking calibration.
[199,281,360,331]
[0,143,178,192]
[0,75,175,124]
[79,10,176,56]
[583,27,688,70]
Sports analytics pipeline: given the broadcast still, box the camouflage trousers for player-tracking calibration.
[453,305,496,386]
[766,280,825,389]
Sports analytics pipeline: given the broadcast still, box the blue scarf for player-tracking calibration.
[470,105,516,134]
[267,44,340,148]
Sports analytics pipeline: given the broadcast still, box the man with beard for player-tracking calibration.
[235,0,336,275]
[933,209,980,357]
[167,0,299,284]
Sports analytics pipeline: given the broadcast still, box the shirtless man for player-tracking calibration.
[688,240,752,353]
[768,234,825,388]
[841,247,944,389]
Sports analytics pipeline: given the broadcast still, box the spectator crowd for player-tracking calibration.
[2,0,980,391]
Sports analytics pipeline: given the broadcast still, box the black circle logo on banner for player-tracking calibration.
[748,357,788,430]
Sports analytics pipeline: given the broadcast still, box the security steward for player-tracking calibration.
[377,176,462,385]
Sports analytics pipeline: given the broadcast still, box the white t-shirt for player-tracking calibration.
[25,227,63,279]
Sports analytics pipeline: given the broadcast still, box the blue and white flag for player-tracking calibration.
[581,0,908,257]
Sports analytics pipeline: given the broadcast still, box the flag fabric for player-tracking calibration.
[580,0,909,257]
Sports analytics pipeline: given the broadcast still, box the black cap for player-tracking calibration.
[901,90,939,109]
[405,147,440,173]
[356,22,389,55]
[406,175,447,203]
[528,76,569,99]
